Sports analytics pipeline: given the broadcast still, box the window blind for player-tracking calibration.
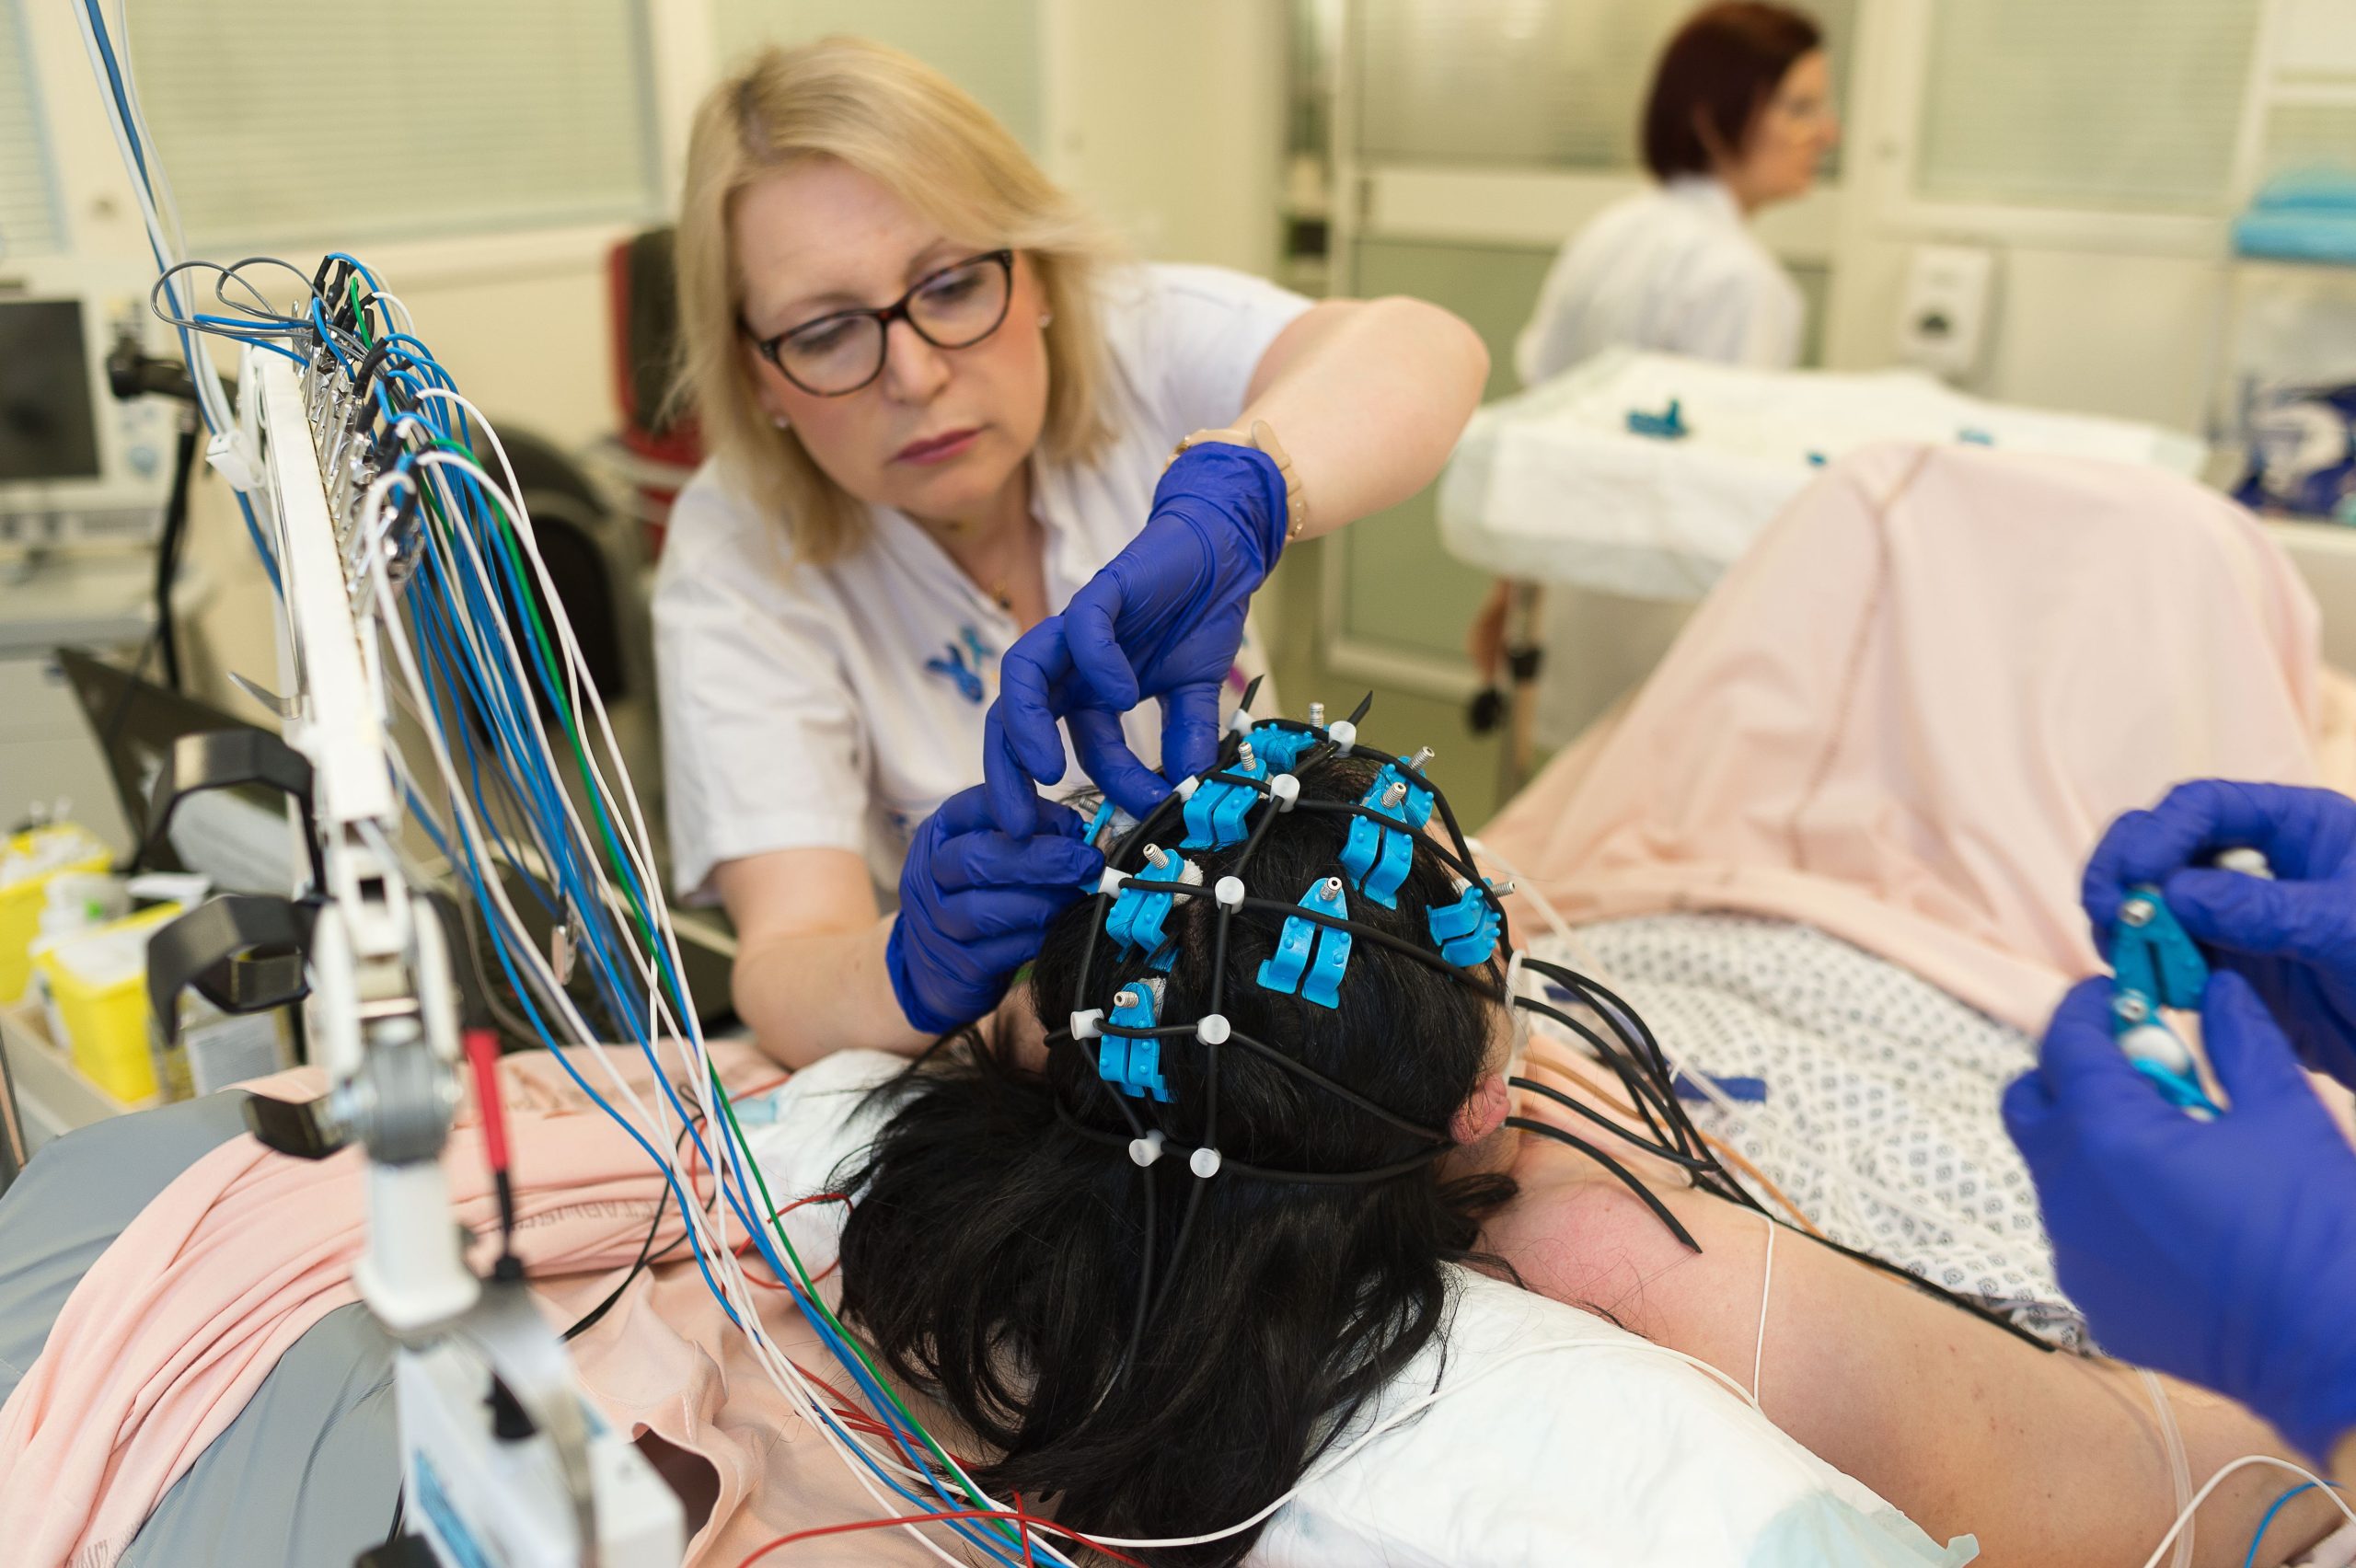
[120,0,661,248]
[1353,0,1855,171]
[1914,0,2260,213]
[0,0,63,258]
[714,0,1045,156]
[2260,100,2356,182]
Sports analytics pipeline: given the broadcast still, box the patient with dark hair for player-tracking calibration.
[832,723,2343,1568]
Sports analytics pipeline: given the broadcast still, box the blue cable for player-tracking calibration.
[414,586,1026,1559]
[372,340,1042,1566]
[435,698,1027,1562]
[2245,1480,2343,1568]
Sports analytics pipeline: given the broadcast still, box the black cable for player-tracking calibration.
[561,1120,702,1342]
[1505,1116,1701,1251]
[151,410,200,692]
[1508,1076,1714,1171]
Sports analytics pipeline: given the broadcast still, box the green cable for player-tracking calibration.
[703,1069,999,1521]
[349,278,369,347]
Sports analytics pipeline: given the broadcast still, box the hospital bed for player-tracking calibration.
[1439,349,2356,760]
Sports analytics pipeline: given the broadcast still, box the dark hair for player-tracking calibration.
[835,749,1516,1566]
[1641,2,1822,181]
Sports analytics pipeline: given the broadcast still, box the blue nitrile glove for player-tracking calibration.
[984,441,1288,830]
[2004,972,2356,1460]
[886,784,1103,1034]
[2084,780,2356,1089]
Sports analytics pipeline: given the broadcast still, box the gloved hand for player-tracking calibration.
[2083,780,2356,1089]
[2004,972,2356,1460]
[886,785,1103,1035]
[984,436,1291,831]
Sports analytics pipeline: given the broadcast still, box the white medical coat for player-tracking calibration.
[653,263,1311,902]
[1514,176,1803,385]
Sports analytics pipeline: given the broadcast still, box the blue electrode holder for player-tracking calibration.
[1426,880,1504,967]
[2109,885,2225,1119]
[1626,398,1689,440]
[1257,875,1354,1008]
[1180,745,1268,850]
[1341,756,1435,909]
[1101,979,1172,1101]
[1243,720,1319,775]
[1105,847,1198,972]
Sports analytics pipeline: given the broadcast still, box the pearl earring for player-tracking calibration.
[771,413,791,430]
[1038,308,1054,329]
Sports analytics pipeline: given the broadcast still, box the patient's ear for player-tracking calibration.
[1452,1071,1510,1145]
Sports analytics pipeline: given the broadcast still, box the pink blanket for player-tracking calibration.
[0,1046,943,1568]
[1480,442,2356,1035]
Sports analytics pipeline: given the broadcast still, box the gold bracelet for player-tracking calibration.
[1170,419,1309,543]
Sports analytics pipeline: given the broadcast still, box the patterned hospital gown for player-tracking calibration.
[1531,913,2087,1349]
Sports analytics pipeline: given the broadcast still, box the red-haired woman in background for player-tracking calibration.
[1471,2,1840,753]
[1516,0,1838,378]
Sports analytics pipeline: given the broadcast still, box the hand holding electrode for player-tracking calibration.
[2005,972,2356,1460]
[2082,780,2356,1090]
[984,426,1299,831]
[886,785,1103,1035]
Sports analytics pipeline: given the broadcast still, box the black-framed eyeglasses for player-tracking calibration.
[740,249,1015,398]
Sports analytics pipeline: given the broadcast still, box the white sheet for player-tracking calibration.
[1440,348,2206,601]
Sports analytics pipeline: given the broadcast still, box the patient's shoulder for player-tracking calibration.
[1490,1142,1764,1341]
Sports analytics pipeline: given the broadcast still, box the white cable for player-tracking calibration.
[76,4,229,437]
[371,564,1015,1568]
[1753,1209,1775,1408]
[365,444,1071,1567]
[2135,1454,2356,1568]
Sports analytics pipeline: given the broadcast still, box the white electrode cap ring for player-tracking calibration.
[1129,1130,1167,1168]
[1269,774,1300,811]
[1196,1012,1231,1044]
[1071,1009,1104,1041]
[1174,777,1200,801]
[1189,1146,1223,1179]
[1099,869,1126,897]
[1328,720,1357,755]
[1214,875,1245,910]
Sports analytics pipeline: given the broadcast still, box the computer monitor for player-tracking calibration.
[0,258,177,548]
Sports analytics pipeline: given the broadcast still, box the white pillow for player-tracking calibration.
[746,1051,1978,1568]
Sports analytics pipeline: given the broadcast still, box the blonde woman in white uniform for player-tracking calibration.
[1470,2,1840,735]
[659,40,1487,1067]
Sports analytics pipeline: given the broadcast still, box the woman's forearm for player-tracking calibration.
[731,915,928,1069]
[1242,296,1489,539]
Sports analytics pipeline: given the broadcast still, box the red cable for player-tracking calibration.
[1015,1492,1037,1568]
[463,1028,509,1173]
[735,1506,1149,1567]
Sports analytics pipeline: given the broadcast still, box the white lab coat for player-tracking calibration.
[1510,177,1805,750]
[1515,176,1804,385]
